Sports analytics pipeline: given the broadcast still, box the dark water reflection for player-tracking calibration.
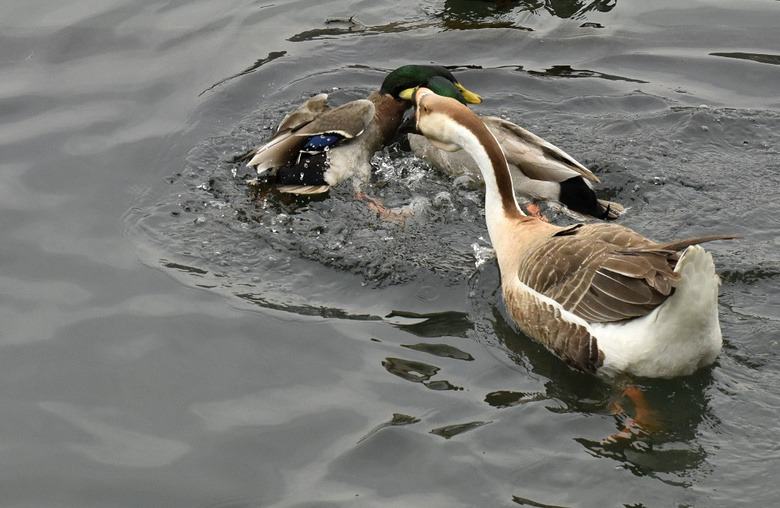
[711,52,780,66]
[3,0,780,506]
[289,0,618,41]
[443,0,617,21]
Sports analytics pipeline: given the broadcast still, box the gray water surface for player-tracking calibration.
[2,0,779,506]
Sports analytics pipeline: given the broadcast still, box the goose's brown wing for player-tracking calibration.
[517,224,729,323]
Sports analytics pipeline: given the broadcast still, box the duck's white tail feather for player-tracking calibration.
[593,245,723,378]
[246,132,301,174]
[597,199,626,219]
[277,185,330,195]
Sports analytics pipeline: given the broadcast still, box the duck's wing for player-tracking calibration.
[275,93,330,133]
[596,199,625,220]
[518,223,732,323]
[409,116,623,220]
[246,131,309,175]
[247,99,375,176]
[246,94,330,173]
[483,117,600,184]
[294,99,375,140]
[489,116,624,219]
[408,133,481,182]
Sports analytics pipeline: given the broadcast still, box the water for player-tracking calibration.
[2,0,779,506]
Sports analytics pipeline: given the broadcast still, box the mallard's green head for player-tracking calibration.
[407,75,475,105]
[380,65,481,105]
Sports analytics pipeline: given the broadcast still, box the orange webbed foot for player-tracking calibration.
[525,203,549,222]
[604,385,661,444]
[354,190,411,226]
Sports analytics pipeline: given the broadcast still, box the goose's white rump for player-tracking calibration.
[593,245,722,378]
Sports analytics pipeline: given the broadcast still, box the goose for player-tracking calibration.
[244,65,481,194]
[408,115,624,220]
[412,87,734,378]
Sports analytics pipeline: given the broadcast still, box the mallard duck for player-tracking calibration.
[412,87,734,378]
[245,65,481,194]
[408,113,623,220]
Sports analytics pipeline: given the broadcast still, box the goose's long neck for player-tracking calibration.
[446,113,535,278]
[457,119,525,225]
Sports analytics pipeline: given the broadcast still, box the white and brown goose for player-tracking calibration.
[413,87,734,379]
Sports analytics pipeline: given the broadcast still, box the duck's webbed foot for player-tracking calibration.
[354,190,412,227]
[525,203,550,222]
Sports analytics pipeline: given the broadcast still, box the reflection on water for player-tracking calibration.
[199,51,287,97]
[429,420,492,439]
[402,342,475,361]
[382,356,465,391]
[484,389,546,408]
[387,310,473,338]
[710,52,780,66]
[443,0,616,20]
[285,0,620,44]
[527,64,647,83]
[512,494,570,508]
[287,0,621,41]
[358,413,420,443]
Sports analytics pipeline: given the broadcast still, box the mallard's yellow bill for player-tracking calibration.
[398,87,415,100]
[456,83,482,104]
[400,84,482,104]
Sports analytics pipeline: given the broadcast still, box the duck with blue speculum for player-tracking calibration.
[244,65,482,196]
[405,79,624,220]
[411,86,735,380]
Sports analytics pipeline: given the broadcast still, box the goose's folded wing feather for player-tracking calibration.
[517,224,677,323]
[483,117,600,184]
[519,225,735,324]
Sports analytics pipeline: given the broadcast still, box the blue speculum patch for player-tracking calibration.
[302,134,342,151]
